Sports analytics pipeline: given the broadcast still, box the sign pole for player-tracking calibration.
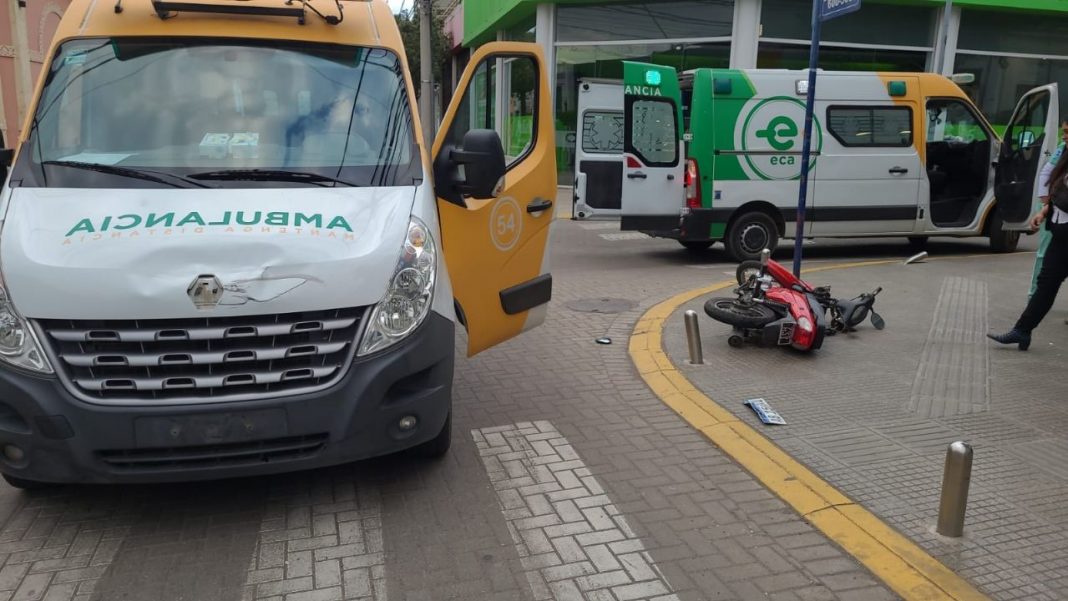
[792,0,823,278]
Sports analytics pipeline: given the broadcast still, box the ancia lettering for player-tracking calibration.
[65,211,353,237]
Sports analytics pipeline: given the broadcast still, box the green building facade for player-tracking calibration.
[455,0,1068,182]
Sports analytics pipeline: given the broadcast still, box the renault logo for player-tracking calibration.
[187,275,223,310]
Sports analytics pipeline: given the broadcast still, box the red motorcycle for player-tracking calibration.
[704,250,884,351]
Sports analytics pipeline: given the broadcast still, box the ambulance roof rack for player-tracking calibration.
[146,0,345,25]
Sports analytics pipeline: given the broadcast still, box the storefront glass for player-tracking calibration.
[757,43,927,72]
[556,1,734,43]
[954,54,1068,129]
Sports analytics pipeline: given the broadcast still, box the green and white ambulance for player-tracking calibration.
[620,62,1058,261]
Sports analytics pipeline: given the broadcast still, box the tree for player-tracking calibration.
[395,4,452,99]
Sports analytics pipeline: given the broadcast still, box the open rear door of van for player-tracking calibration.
[620,62,685,232]
[994,83,1059,231]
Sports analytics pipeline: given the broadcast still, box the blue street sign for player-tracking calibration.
[821,0,861,21]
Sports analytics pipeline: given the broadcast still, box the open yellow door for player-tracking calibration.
[432,43,556,356]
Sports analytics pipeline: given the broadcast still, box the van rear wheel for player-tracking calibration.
[726,212,779,262]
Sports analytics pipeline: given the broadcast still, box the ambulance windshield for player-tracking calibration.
[17,38,420,188]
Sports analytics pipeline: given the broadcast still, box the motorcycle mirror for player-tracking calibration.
[871,311,886,331]
[760,248,771,267]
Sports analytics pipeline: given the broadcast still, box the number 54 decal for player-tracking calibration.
[490,197,523,251]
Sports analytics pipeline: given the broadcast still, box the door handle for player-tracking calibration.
[526,198,553,214]
[889,167,909,175]
[627,172,648,180]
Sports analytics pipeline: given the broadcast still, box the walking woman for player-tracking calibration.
[988,146,1068,350]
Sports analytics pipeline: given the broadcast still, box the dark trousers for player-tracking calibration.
[1016,221,1068,333]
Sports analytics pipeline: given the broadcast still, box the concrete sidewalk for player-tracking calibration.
[663,252,1068,600]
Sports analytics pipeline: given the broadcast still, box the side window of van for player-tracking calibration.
[827,106,913,147]
[926,100,988,145]
[626,99,678,166]
[581,111,624,154]
[444,55,538,168]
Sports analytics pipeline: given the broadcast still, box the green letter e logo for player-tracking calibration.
[755,116,799,152]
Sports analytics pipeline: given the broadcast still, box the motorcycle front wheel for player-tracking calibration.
[736,260,763,286]
[704,298,779,328]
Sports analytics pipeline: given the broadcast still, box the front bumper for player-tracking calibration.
[0,313,455,483]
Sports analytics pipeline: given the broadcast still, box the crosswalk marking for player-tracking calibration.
[473,422,679,601]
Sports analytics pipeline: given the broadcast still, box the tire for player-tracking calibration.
[412,412,451,459]
[727,334,745,348]
[736,260,763,286]
[907,236,928,252]
[704,298,779,328]
[679,240,713,252]
[725,212,779,262]
[2,474,48,490]
[988,208,1020,253]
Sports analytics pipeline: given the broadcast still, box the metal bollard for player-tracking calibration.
[937,441,973,537]
[684,310,703,365]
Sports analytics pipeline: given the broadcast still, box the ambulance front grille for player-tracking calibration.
[37,307,365,405]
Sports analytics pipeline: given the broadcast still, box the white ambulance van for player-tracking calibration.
[619,63,1058,261]
[0,0,556,485]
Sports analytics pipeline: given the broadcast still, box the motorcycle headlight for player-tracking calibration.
[358,218,436,356]
[0,276,52,373]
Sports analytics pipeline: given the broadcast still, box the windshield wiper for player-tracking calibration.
[187,169,357,187]
[41,160,210,188]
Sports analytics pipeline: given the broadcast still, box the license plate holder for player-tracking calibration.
[134,409,288,447]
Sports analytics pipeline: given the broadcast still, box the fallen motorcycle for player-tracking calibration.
[703,250,885,351]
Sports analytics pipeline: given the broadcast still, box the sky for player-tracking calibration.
[386,0,407,13]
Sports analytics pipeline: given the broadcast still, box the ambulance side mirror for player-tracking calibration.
[437,129,506,204]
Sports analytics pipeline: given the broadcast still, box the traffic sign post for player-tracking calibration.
[792,0,861,277]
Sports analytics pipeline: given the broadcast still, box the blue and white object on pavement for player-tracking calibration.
[745,398,788,425]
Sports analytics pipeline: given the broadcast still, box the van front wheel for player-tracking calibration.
[726,212,779,262]
[988,208,1021,254]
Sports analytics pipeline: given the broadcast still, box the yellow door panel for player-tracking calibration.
[433,42,557,356]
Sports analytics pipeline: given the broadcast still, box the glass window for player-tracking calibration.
[445,54,538,169]
[581,111,624,154]
[557,1,734,43]
[954,53,1068,130]
[757,42,927,72]
[761,0,934,47]
[1004,91,1049,153]
[827,106,913,147]
[925,99,989,144]
[626,98,677,166]
[19,38,418,188]
[959,9,1068,56]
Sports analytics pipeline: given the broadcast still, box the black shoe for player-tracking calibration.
[987,329,1031,351]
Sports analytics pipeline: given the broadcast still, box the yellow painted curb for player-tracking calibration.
[630,258,989,601]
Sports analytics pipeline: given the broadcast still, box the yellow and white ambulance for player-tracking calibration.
[619,63,1058,261]
[0,0,556,485]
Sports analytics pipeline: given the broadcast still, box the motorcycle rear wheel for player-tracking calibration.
[704,298,779,328]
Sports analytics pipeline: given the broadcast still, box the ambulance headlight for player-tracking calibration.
[0,275,52,373]
[358,218,436,356]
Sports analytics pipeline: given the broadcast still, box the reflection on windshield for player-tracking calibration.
[17,38,419,188]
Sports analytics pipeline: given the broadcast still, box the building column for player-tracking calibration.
[932,4,962,76]
[730,0,761,69]
[8,0,33,129]
[535,3,556,106]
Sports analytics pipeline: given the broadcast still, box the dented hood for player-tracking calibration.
[0,186,416,319]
